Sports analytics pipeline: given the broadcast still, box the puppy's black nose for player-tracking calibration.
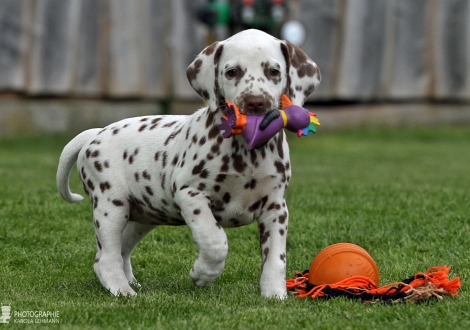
[244,95,266,114]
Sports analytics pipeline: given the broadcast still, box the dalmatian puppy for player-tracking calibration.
[57,29,320,298]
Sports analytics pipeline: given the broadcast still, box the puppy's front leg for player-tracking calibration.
[258,201,289,299]
[175,188,228,287]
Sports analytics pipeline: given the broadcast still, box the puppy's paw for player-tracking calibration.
[189,259,225,287]
[109,285,137,297]
[261,288,287,300]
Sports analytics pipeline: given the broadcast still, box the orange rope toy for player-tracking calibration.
[286,243,461,304]
[287,266,461,303]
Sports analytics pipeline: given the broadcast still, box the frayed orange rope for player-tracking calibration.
[286,266,461,303]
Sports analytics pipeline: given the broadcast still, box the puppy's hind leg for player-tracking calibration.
[121,221,157,284]
[93,197,136,296]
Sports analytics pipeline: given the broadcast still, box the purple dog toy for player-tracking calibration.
[219,94,320,150]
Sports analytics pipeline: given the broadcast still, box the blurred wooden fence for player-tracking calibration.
[0,0,469,102]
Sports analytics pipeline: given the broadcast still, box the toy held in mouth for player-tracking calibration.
[219,94,320,150]
[286,243,461,304]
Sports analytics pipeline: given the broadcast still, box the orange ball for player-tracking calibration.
[308,243,380,286]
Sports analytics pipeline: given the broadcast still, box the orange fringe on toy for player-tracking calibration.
[286,266,461,303]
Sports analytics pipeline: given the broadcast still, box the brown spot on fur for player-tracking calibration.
[277,134,284,159]
[200,169,209,179]
[259,223,270,245]
[162,152,167,168]
[274,161,285,174]
[249,200,261,212]
[161,173,166,190]
[94,161,103,172]
[187,58,203,82]
[203,42,218,56]
[215,174,227,182]
[261,247,270,271]
[163,121,177,128]
[145,186,154,196]
[250,149,258,167]
[205,110,216,129]
[210,143,220,155]
[199,136,206,146]
[164,127,183,146]
[201,90,210,100]
[192,160,206,175]
[99,181,111,193]
[112,199,124,206]
[267,202,281,211]
[142,170,151,180]
[197,183,206,191]
[222,192,231,203]
[87,179,95,191]
[214,44,224,65]
[278,211,287,224]
[220,155,230,172]
[232,154,247,173]
[208,125,220,140]
[249,179,257,189]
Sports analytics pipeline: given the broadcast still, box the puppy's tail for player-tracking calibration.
[57,129,101,203]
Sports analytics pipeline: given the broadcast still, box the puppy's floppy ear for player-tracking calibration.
[280,41,321,106]
[186,41,225,111]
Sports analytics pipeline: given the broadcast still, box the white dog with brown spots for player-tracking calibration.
[57,29,320,299]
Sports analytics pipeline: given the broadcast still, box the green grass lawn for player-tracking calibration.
[1,126,469,329]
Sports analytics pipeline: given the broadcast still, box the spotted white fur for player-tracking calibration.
[57,29,320,298]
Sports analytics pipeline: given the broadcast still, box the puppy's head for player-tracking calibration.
[186,29,321,114]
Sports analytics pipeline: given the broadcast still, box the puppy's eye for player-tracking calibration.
[226,69,238,77]
[269,69,280,76]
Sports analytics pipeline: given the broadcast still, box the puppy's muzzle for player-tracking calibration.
[244,94,271,115]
